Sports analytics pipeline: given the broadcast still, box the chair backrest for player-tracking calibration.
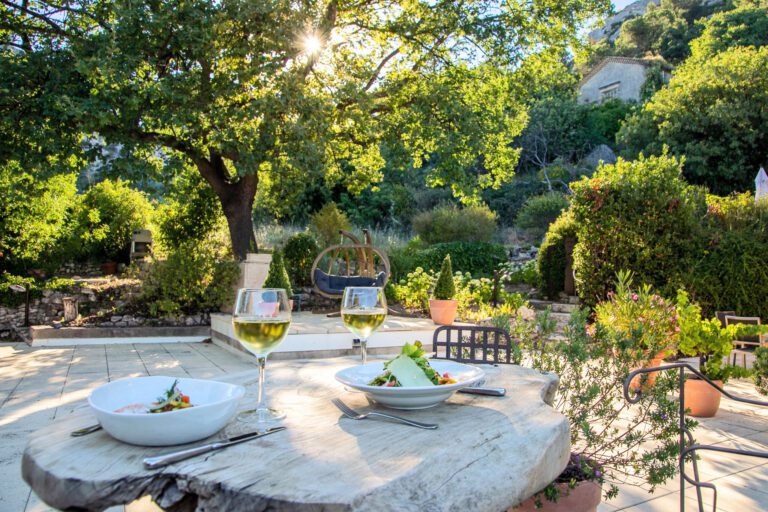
[432,325,517,364]
[725,315,761,344]
[715,311,736,327]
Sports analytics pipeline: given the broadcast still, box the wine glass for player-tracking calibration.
[341,287,387,364]
[232,288,291,427]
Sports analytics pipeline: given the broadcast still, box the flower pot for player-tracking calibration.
[429,299,458,325]
[629,352,666,391]
[100,261,118,275]
[684,378,723,417]
[511,481,602,512]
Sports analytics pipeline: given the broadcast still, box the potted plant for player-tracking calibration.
[594,271,678,389]
[263,250,294,311]
[429,255,458,325]
[514,308,683,511]
[675,290,755,417]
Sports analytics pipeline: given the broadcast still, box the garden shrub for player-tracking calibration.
[263,250,293,297]
[387,267,434,312]
[70,179,154,262]
[281,232,320,288]
[310,202,351,247]
[0,273,76,308]
[432,255,455,300]
[415,242,507,277]
[514,193,570,240]
[411,204,497,244]
[537,211,577,299]
[571,152,707,307]
[499,260,539,287]
[687,194,768,318]
[140,237,240,317]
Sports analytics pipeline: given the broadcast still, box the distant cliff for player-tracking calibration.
[588,0,660,42]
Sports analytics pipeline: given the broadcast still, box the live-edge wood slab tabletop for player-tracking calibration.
[22,356,570,512]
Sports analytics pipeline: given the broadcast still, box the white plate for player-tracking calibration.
[89,376,245,446]
[335,360,485,410]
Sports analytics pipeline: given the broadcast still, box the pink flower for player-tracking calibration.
[631,293,638,302]
[586,324,596,337]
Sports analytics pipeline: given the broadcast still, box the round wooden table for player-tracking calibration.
[22,357,570,512]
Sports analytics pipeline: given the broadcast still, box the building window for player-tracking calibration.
[599,82,620,102]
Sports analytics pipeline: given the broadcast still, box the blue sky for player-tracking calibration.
[614,0,638,10]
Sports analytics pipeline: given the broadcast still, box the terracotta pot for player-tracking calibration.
[511,481,602,512]
[629,355,665,391]
[684,378,723,417]
[100,261,118,275]
[429,299,458,325]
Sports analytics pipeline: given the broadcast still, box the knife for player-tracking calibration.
[457,387,506,397]
[143,426,287,469]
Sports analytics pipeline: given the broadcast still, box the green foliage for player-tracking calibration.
[310,203,351,248]
[412,204,497,244]
[140,237,240,318]
[281,232,320,288]
[753,346,768,395]
[415,242,507,278]
[687,194,768,318]
[527,307,687,502]
[571,152,706,307]
[155,167,223,250]
[689,6,768,61]
[594,271,678,354]
[263,251,293,297]
[499,260,540,287]
[639,63,668,102]
[675,290,757,383]
[433,255,456,300]
[0,161,78,273]
[70,179,154,262]
[387,267,435,312]
[0,273,75,308]
[538,211,578,299]
[618,47,768,193]
[515,193,570,239]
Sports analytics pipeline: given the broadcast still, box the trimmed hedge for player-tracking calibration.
[537,210,577,299]
[390,241,507,280]
[282,232,319,288]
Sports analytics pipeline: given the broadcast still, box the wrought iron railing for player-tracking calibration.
[623,363,768,512]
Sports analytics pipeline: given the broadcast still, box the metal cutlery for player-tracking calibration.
[332,398,438,430]
[458,387,506,397]
[71,424,102,437]
[143,426,287,469]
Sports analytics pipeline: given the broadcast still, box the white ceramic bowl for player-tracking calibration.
[335,360,485,410]
[89,376,245,446]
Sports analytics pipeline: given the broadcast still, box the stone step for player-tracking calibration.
[528,299,579,314]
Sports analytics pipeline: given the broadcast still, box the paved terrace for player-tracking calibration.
[1,341,768,512]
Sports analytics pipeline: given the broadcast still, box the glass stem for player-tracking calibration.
[360,338,368,365]
[256,355,267,421]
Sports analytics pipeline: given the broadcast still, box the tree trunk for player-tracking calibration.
[195,155,258,261]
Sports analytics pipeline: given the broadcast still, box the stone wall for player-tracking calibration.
[0,277,209,340]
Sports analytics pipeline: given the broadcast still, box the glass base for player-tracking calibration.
[237,407,285,427]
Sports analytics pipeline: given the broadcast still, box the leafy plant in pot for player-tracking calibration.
[514,308,686,511]
[675,290,755,417]
[263,251,294,311]
[594,271,678,390]
[429,255,458,325]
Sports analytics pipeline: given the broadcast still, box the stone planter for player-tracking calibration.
[223,253,273,313]
[511,480,601,512]
[429,299,458,325]
[684,378,723,417]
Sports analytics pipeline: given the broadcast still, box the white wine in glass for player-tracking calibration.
[232,288,291,426]
[341,287,387,364]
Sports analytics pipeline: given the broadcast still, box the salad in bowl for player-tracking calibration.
[335,342,484,409]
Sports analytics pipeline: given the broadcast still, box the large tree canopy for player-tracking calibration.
[1,0,608,258]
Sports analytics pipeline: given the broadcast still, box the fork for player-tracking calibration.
[331,398,438,430]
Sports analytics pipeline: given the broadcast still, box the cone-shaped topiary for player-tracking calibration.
[433,254,456,300]
[263,250,293,298]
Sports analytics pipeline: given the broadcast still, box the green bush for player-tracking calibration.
[687,194,768,318]
[263,251,293,297]
[70,179,154,262]
[140,238,240,317]
[281,232,320,288]
[515,193,570,240]
[499,260,539,287]
[310,202,351,247]
[538,211,578,299]
[754,346,768,395]
[415,242,507,277]
[387,267,435,312]
[411,204,497,244]
[571,152,706,308]
[433,255,456,300]
[0,273,75,308]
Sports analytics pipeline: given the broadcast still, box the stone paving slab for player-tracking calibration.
[2,340,768,511]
